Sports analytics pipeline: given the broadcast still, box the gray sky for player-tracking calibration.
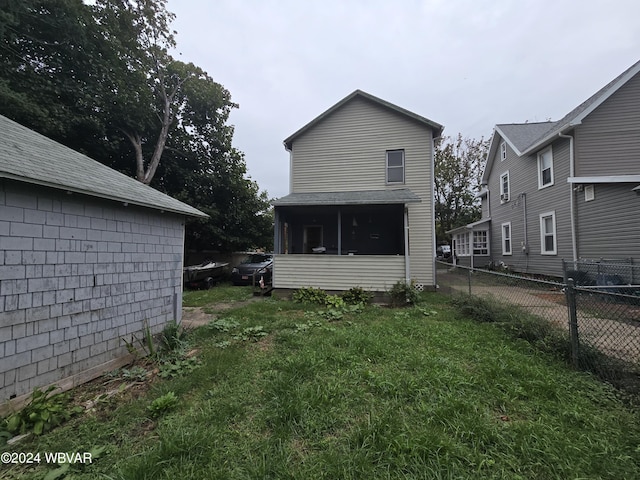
[167,0,640,199]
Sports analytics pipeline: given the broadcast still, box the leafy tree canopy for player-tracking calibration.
[0,0,272,252]
[434,134,489,243]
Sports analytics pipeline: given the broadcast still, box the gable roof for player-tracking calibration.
[523,57,640,154]
[283,90,444,150]
[483,58,640,184]
[495,122,557,155]
[0,115,207,217]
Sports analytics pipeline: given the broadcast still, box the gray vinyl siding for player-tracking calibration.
[575,71,640,176]
[289,96,435,285]
[575,183,640,260]
[485,137,573,278]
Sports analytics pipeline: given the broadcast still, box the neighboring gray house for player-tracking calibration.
[450,58,640,278]
[0,115,206,407]
[272,90,443,292]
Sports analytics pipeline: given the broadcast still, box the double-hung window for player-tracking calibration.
[500,141,507,161]
[386,150,405,184]
[537,147,554,189]
[501,222,512,255]
[540,211,557,255]
[500,171,510,203]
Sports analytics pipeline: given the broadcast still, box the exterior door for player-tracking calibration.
[303,225,323,253]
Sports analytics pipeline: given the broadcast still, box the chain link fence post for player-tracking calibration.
[565,278,579,368]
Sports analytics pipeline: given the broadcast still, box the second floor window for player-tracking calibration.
[386,150,405,184]
[538,147,554,188]
[500,171,510,203]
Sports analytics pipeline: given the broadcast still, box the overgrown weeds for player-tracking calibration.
[2,291,639,480]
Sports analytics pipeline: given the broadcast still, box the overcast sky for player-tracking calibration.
[166,0,640,199]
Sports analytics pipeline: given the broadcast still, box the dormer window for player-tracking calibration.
[386,150,405,184]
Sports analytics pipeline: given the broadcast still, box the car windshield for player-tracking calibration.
[242,254,271,264]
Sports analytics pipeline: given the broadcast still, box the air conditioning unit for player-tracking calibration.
[500,192,509,201]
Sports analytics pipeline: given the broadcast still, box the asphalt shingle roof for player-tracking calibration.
[272,188,421,206]
[496,122,557,154]
[0,115,206,217]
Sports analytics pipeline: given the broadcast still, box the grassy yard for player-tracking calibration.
[2,286,639,479]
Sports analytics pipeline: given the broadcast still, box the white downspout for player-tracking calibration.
[558,132,578,264]
[404,206,410,283]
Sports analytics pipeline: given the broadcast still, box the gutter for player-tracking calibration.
[558,131,578,264]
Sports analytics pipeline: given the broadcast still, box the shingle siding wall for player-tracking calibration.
[0,181,184,402]
[289,97,435,285]
[575,71,640,176]
[485,137,573,278]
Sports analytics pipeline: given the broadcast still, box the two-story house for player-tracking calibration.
[272,90,443,293]
[451,58,640,278]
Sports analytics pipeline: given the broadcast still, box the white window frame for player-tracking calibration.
[500,141,507,161]
[454,232,470,256]
[472,230,489,255]
[499,171,510,203]
[540,211,557,255]
[501,222,512,256]
[537,147,554,189]
[386,149,405,184]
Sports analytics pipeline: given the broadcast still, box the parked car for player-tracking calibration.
[436,245,451,260]
[231,253,273,286]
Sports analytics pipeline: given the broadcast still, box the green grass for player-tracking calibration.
[3,292,639,479]
[182,282,253,307]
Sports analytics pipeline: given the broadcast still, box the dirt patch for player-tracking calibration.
[182,297,261,328]
[532,292,566,306]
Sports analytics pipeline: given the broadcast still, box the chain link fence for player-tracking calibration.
[436,261,640,395]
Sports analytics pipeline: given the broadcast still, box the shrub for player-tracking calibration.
[342,287,372,305]
[292,287,329,305]
[388,280,420,307]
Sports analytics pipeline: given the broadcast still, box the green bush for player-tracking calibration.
[388,280,420,307]
[342,287,372,305]
[292,287,329,305]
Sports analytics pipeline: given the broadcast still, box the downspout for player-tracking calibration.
[404,206,410,283]
[558,132,578,264]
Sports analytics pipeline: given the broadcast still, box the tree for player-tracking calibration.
[434,134,489,242]
[0,0,273,252]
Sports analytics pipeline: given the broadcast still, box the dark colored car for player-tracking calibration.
[231,253,273,286]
